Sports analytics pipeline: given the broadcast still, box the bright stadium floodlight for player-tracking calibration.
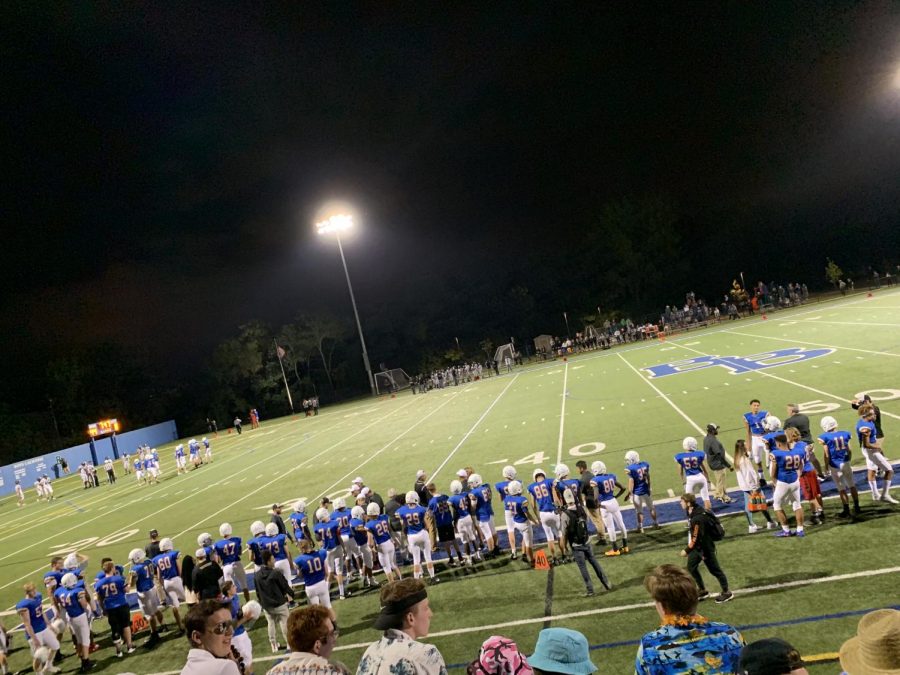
[315,212,376,397]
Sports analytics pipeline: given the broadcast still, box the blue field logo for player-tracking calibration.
[643,347,834,378]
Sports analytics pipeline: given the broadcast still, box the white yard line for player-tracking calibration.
[725,329,900,359]
[616,353,704,435]
[671,341,900,422]
[556,362,570,466]
[314,391,466,500]
[798,319,900,328]
[172,396,424,538]
[431,374,521,482]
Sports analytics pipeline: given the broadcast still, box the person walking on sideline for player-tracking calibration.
[679,494,732,603]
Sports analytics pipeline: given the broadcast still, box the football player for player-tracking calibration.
[502,480,539,565]
[152,538,185,633]
[215,523,250,602]
[675,438,712,510]
[397,491,439,583]
[128,549,164,648]
[785,427,824,524]
[743,399,769,486]
[247,520,267,568]
[426,483,465,567]
[495,466,518,559]
[313,508,349,599]
[553,463,581,560]
[331,498,363,581]
[17,582,60,672]
[769,432,807,537]
[294,540,331,608]
[817,416,860,516]
[55,573,94,672]
[174,444,187,474]
[202,437,213,462]
[856,403,897,503]
[624,451,659,532]
[196,533,217,563]
[259,523,295,587]
[15,479,25,506]
[349,506,378,587]
[93,561,134,657]
[448,479,480,564]
[467,474,497,556]
[365,502,400,582]
[527,468,562,565]
[591,461,629,556]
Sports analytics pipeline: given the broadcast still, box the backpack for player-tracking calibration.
[704,510,725,541]
[573,513,589,545]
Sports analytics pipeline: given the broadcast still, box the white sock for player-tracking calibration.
[869,480,880,497]
[883,480,892,495]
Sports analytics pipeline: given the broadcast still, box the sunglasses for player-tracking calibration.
[323,623,340,640]
[210,621,234,635]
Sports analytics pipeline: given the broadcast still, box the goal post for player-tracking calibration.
[493,343,515,366]
[374,368,411,394]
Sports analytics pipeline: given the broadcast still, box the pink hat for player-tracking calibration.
[457,469,468,477]
[467,636,534,675]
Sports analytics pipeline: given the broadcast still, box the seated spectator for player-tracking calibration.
[528,628,596,674]
[839,608,900,674]
[356,579,447,675]
[467,636,533,675]
[180,599,242,675]
[265,605,347,675]
[740,638,807,674]
[635,564,744,674]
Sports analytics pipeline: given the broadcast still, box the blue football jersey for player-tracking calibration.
[131,560,155,593]
[626,462,651,496]
[258,534,288,561]
[289,512,308,541]
[471,485,494,521]
[330,508,353,537]
[56,587,87,619]
[856,419,878,449]
[313,521,341,550]
[94,574,128,609]
[448,492,472,519]
[365,516,392,544]
[502,495,531,523]
[397,504,427,534]
[528,478,556,512]
[215,537,243,565]
[228,594,245,636]
[427,494,454,527]
[675,452,705,476]
[744,410,768,435]
[247,537,264,565]
[16,594,47,633]
[590,473,620,502]
[771,448,805,483]
[349,518,369,546]
[153,551,180,580]
[295,549,327,586]
[819,430,852,467]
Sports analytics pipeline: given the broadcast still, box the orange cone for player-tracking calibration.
[762,314,767,320]
[534,550,550,570]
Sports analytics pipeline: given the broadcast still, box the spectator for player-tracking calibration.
[145,529,162,559]
[679,494,732,603]
[529,627,597,674]
[356,579,447,675]
[562,487,611,597]
[467,636,533,675]
[733,440,775,533]
[635,564,744,674]
[740,638,808,674]
[255,550,294,653]
[703,424,732,503]
[784,404,825,479]
[192,549,224,600]
[180,600,242,675]
[266,605,347,675]
[839,608,900,675]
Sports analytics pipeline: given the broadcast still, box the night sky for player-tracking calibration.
[3,3,900,406]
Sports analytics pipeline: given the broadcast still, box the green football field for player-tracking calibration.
[1,287,899,674]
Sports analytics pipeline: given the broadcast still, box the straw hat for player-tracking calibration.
[839,609,900,674]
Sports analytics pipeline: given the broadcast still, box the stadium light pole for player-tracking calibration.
[316,214,376,396]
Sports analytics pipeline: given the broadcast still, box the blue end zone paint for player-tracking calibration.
[642,347,833,378]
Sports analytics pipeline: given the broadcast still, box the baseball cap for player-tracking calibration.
[740,638,805,675]
[457,469,468,477]
[416,469,426,479]
[149,529,159,538]
[529,628,596,675]
[706,423,719,433]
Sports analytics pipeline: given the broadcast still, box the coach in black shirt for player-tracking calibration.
[575,461,605,544]
[785,404,825,477]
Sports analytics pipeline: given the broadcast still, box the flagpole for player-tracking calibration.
[274,339,295,414]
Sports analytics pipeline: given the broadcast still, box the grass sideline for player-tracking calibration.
[0,288,897,674]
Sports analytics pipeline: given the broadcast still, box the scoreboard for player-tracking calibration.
[88,418,121,437]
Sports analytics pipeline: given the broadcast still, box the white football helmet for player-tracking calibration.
[264,523,279,537]
[555,463,570,479]
[502,465,517,480]
[820,416,838,433]
[507,480,523,495]
[219,523,232,538]
[202,437,208,442]
[763,415,782,432]
[34,647,51,667]
[333,497,346,510]
[682,437,698,451]
[624,451,640,465]
[315,508,330,523]
[533,468,546,480]
[405,491,420,505]
[450,480,463,495]
[366,502,381,516]
[250,521,266,536]
[160,538,174,552]
[468,473,483,488]
[61,572,78,589]
[293,499,307,513]
[64,553,79,569]
[197,533,213,547]
[351,506,365,520]
[50,618,66,636]
[352,476,364,485]
[591,460,607,475]
[128,548,145,564]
